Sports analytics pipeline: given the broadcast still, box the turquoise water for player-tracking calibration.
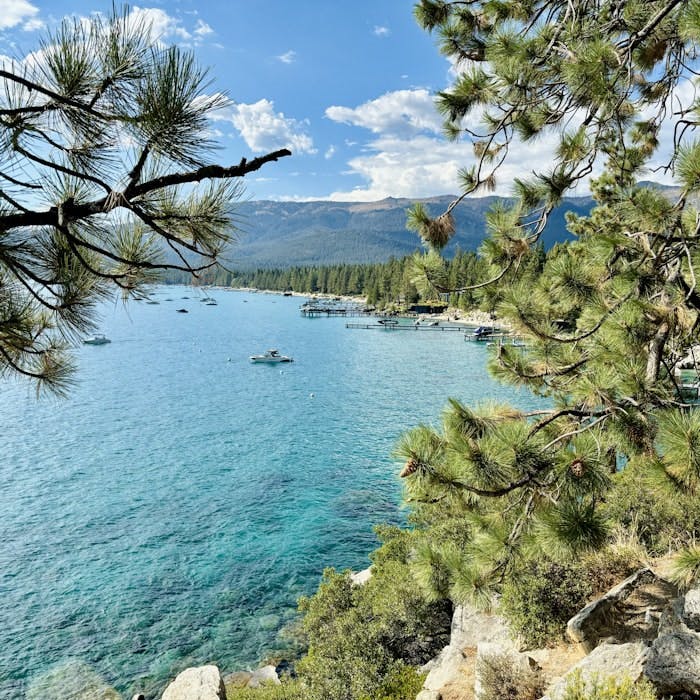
[0,289,543,698]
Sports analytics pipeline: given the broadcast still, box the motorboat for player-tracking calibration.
[473,325,498,340]
[249,349,293,363]
[83,334,111,345]
[378,318,399,325]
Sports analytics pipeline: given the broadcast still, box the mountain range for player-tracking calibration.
[223,194,592,270]
[223,186,672,269]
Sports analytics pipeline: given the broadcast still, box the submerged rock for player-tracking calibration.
[25,660,121,700]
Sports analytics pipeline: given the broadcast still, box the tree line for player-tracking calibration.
[163,245,545,311]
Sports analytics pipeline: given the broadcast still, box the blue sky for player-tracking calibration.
[0,1,685,202]
[0,0,469,202]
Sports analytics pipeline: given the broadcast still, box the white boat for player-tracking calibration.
[249,349,293,363]
[83,334,111,345]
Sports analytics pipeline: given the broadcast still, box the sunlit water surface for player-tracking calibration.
[0,289,545,698]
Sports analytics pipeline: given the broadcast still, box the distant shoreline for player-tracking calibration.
[225,285,501,328]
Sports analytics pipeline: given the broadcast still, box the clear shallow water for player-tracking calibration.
[0,288,544,698]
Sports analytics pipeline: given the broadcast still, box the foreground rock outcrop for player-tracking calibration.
[417,602,516,700]
[415,565,700,700]
[161,666,226,700]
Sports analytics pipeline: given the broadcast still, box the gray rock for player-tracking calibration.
[415,691,441,700]
[350,567,372,586]
[417,602,514,700]
[247,665,280,688]
[421,645,466,693]
[645,632,700,695]
[451,602,515,651]
[681,589,700,632]
[546,642,649,700]
[222,671,252,689]
[566,568,671,652]
[161,665,226,700]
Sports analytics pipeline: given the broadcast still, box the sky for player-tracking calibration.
[0,0,688,203]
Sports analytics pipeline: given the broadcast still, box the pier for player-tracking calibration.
[345,322,468,332]
[300,302,370,317]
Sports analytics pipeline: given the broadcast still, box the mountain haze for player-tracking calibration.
[226,194,594,269]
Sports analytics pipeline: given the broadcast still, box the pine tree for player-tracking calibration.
[399,0,700,599]
[0,6,289,393]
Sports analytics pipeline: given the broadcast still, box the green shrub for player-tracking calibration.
[603,465,700,555]
[477,652,546,700]
[560,670,657,700]
[225,678,305,700]
[295,526,451,700]
[359,664,426,700]
[499,559,592,648]
[579,540,645,596]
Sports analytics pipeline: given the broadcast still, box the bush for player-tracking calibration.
[560,670,657,700]
[226,679,305,700]
[603,465,700,555]
[294,526,451,700]
[499,559,592,648]
[579,539,645,596]
[477,652,546,700]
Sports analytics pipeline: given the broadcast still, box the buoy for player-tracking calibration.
[310,392,315,398]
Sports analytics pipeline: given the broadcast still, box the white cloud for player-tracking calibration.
[0,0,40,30]
[193,19,213,37]
[324,145,336,159]
[127,6,191,42]
[277,50,297,64]
[322,84,579,201]
[373,25,390,37]
[326,89,443,138]
[211,99,316,155]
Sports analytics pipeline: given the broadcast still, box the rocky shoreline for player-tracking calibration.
[143,559,700,700]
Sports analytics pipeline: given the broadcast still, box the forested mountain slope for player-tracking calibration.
[227,194,594,268]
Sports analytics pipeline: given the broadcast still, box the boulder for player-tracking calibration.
[247,665,280,688]
[417,602,514,700]
[222,671,252,689]
[645,632,700,695]
[162,665,226,700]
[545,642,649,700]
[567,568,675,652]
[420,644,468,694]
[415,691,441,700]
[350,567,372,586]
[450,603,515,651]
[680,588,700,632]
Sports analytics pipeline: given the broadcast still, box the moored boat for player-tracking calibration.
[249,349,293,363]
[83,334,111,345]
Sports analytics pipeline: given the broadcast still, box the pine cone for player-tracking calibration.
[400,458,420,478]
[570,459,586,478]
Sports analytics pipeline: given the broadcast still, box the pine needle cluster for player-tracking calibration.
[0,6,290,392]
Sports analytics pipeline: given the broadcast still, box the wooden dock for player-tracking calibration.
[301,305,370,317]
[345,323,467,332]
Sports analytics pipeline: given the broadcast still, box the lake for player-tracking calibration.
[0,288,543,698]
